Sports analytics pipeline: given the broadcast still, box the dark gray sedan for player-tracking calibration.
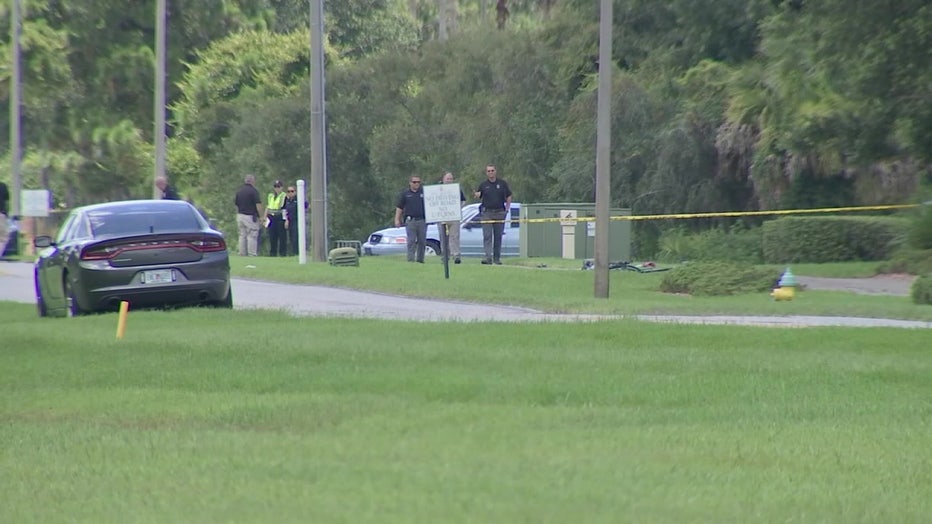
[33,199,231,317]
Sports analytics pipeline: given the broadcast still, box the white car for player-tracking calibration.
[363,203,521,258]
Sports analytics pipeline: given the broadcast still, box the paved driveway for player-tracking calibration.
[1,261,929,328]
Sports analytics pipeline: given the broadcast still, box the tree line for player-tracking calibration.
[1,0,929,252]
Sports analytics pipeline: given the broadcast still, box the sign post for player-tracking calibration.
[21,190,50,254]
[560,209,577,259]
[424,183,462,279]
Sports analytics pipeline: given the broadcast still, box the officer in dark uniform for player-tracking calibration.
[282,184,307,256]
[394,176,427,263]
[474,164,512,265]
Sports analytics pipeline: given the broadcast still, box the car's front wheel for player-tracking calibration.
[425,239,442,257]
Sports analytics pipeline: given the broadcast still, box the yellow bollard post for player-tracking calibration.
[116,301,130,339]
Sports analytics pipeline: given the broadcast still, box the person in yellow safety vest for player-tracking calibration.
[266,180,287,256]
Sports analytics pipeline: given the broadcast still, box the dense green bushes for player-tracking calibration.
[657,226,763,263]
[877,248,932,275]
[761,216,909,264]
[907,206,932,250]
[911,274,932,305]
[659,262,777,296]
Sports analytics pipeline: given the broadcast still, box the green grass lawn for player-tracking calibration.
[2,302,930,522]
[229,255,932,321]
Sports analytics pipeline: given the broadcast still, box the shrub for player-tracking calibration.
[659,261,778,296]
[911,274,932,305]
[657,225,763,263]
[761,216,909,263]
[877,248,932,275]
[907,206,932,250]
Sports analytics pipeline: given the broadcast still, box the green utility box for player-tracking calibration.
[520,203,631,260]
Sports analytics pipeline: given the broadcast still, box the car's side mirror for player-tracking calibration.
[34,236,55,248]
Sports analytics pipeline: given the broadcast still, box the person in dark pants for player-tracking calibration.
[394,176,427,263]
[266,180,287,256]
[474,164,512,265]
[0,180,10,258]
[282,184,307,256]
[234,174,263,256]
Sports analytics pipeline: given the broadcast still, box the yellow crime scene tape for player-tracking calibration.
[472,204,919,224]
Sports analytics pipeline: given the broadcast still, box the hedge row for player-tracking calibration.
[761,216,909,264]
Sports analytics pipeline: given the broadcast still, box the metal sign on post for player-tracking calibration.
[560,209,577,259]
[560,209,578,226]
[424,183,462,279]
[424,183,462,223]
[21,190,50,217]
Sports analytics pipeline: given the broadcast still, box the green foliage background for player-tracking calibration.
[1,0,930,252]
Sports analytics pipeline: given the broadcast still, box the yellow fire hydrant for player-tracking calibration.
[771,267,797,301]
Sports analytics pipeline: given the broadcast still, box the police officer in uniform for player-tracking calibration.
[266,180,287,256]
[474,164,512,265]
[394,176,427,263]
[282,184,307,256]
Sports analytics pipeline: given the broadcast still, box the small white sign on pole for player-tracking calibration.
[423,183,462,223]
[21,190,50,217]
[560,209,578,226]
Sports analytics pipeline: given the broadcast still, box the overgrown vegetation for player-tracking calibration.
[2,1,930,246]
[911,274,932,305]
[658,261,777,296]
[877,248,932,276]
[761,216,909,263]
[656,225,762,263]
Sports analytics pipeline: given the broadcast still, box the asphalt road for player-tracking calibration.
[1,261,929,328]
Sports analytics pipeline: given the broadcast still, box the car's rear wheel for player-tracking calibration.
[37,295,48,317]
[212,288,233,309]
[425,239,441,257]
[34,267,48,317]
[64,275,86,317]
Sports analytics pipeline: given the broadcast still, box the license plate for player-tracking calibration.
[142,269,174,284]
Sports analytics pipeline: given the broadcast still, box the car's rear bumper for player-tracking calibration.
[73,255,231,311]
[84,278,231,310]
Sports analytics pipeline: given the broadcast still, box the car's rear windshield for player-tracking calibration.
[88,207,202,236]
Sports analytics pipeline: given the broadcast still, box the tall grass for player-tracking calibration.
[2,303,930,522]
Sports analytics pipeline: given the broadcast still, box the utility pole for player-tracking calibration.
[10,0,23,216]
[153,0,167,198]
[439,0,448,41]
[309,0,329,262]
[593,0,612,298]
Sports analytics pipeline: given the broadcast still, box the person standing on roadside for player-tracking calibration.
[155,175,180,200]
[439,172,466,264]
[394,176,427,263]
[283,184,307,256]
[234,174,263,257]
[266,180,287,256]
[474,164,512,265]
[0,180,10,258]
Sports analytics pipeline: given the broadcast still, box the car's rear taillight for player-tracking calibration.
[80,236,226,259]
[81,246,122,260]
[189,237,226,252]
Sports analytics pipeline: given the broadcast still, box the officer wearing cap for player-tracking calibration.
[266,180,287,256]
[394,176,427,263]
